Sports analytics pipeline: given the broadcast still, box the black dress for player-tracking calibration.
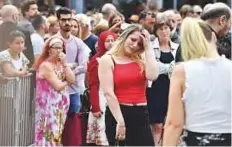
[147,51,174,124]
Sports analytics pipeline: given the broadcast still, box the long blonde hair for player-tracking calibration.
[71,18,82,39]
[180,17,213,61]
[108,24,145,71]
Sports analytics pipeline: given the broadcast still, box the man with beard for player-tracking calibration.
[201,2,231,60]
[18,0,39,34]
[54,7,91,146]
[139,10,156,34]
[175,2,231,62]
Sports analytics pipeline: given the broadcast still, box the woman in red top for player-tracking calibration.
[86,30,117,145]
[98,24,159,146]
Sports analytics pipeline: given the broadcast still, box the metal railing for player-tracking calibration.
[0,73,36,146]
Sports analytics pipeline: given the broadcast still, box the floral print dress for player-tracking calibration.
[180,130,231,146]
[86,90,108,146]
[34,66,70,146]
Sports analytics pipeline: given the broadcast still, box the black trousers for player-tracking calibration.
[105,105,154,146]
[182,130,231,146]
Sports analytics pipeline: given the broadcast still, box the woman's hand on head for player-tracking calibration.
[140,29,151,50]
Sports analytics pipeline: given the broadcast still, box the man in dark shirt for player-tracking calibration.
[75,14,98,59]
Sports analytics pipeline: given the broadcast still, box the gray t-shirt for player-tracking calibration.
[17,18,35,35]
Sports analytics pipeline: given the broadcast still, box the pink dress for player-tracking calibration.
[34,68,70,146]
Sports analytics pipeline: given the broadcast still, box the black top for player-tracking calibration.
[147,51,174,123]
[83,34,98,59]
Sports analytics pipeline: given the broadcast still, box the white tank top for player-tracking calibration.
[183,56,231,133]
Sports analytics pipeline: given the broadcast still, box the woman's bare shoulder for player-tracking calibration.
[39,61,53,72]
[98,54,114,67]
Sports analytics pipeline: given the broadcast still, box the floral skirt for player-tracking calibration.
[34,93,70,146]
[181,130,231,146]
[86,90,108,146]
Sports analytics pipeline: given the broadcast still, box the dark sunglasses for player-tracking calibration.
[147,12,156,18]
[194,12,202,15]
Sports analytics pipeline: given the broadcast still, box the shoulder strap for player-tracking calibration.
[74,38,80,64]
[109,54,116,66]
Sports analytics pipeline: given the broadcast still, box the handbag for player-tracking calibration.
[80,88,91,113]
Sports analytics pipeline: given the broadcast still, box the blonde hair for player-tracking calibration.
[47,16,58,27]
[108,24,145,70]
[180,18,213,61]
[74,13,91,27]
[71,18,82,39]
[93,23,108,36]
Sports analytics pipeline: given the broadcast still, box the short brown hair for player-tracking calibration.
[179,4,193,18]
[153,13,171,35]
[108,11,124,28]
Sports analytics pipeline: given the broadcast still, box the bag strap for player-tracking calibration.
[74,38,80,64]
[109,54,116,66]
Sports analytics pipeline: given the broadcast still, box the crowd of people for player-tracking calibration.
[0,0,231,146]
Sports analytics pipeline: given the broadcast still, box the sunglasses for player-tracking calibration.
[147,12,156,18]
[194,12,202,15]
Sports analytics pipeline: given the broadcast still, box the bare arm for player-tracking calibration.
[98,55,125,125]
[163,64,185,146]
[2,62,27,77]
[145,46,159,80]
[57,52,75,84]
[34,55,40,64]
[142,30,159,81]
[63,64,75,84]
[39,62,68,92]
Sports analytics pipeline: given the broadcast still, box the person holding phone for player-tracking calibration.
[33,36,75,146]
[98,24,159,146]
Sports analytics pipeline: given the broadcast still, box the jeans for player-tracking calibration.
[69,93,81,113]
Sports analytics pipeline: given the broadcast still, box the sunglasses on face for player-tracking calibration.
[147,12,156,18]
[194,12,202,15]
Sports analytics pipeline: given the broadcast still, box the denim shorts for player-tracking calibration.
[69,93,81,113]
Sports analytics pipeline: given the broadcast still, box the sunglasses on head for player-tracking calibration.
[194,11,202,15]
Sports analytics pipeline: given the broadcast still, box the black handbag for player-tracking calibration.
[80,88,91,113]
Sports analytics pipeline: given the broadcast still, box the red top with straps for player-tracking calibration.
[113,62,147,104]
